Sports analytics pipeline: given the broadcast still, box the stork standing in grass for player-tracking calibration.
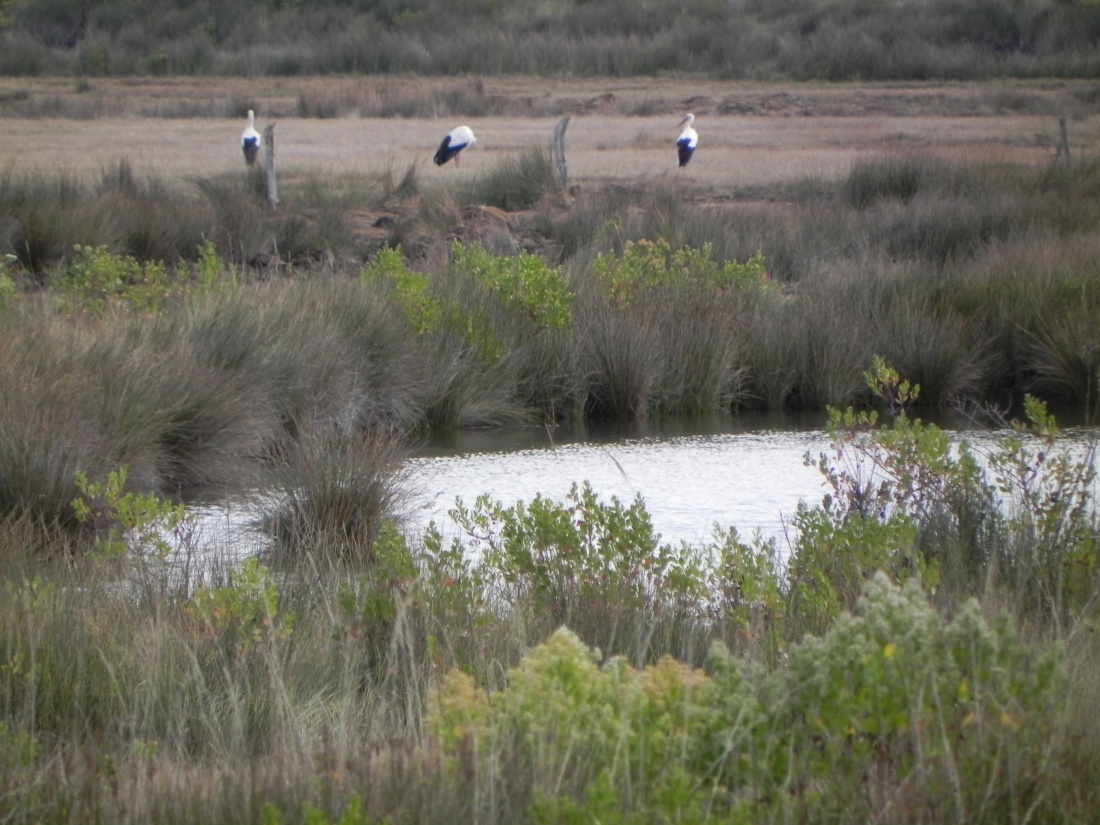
[241,110,262,166]
[434,125,476,167]
[676,113,698,168]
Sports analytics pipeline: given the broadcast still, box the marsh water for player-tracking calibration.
[401,406,1100,549]
[406,411,833,550]
[189,408,1099,560]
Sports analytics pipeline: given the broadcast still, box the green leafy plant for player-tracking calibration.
[709,526,787,664]
[0,720,39,774]
[592,238,769,307]
[784,360,951,634]
[452,240,573,329]
[986,395,1100,631]
[776,574,1063,823]
[335,521,418,653]
[0,254,17,311]
[450,482,711,647]
[53,244,170,314]
[70,465,189,565]
[795,357,1100,637]
[363,245,508,363]
[185,556,295,654]
[361,246,443,334]
[429,628,721,821]
[192,239,237,294]
[427,572,1063,824]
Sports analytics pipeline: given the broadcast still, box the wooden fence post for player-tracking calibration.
[263,123,278,209]
[552,116,570,192]
[1056,117,1071,167]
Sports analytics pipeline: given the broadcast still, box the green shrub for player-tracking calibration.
[52,244,170,314]
[70,464,189,569]
[429,627,722,821]
[774,573,1064,823]
[427,575,1065,823]
[0,257,17,311]
[186,556,294,654]
[451,240,572,330]
[361,246,443,335]
[449,482,715,663]
[796,357,1100,634]
[591,238,769,306]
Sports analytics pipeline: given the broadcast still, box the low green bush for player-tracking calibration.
[428,575,1064,824]
[52,244,170,314]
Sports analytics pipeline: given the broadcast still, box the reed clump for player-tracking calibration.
[262,424,413,567]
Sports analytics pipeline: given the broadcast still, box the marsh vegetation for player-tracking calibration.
[2,4,1100,817]
[3,0,1100,80]
[2,131,1100,820]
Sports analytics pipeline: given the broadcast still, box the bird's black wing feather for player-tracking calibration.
[434,136,453,166]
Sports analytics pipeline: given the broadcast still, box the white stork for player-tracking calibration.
[676,113,698,168]
[434,125,476,167]
[241,110,262,166]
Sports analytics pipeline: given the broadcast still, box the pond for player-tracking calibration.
[405,411,833,550]
[187,407,1099,562]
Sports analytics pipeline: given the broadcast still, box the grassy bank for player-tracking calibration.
[3,0,1100,80]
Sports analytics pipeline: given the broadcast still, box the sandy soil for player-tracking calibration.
[1,76,1097,193]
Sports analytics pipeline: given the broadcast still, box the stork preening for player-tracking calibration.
[676,113,698,168]
[434,125,476,167]
[241,110,262,166]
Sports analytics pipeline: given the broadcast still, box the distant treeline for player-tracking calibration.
[2,0,1100,79]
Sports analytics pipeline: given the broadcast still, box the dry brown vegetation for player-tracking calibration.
[1,75,1097,193]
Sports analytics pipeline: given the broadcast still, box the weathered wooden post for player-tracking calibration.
[552,116,570,192]
[1057,117,1071,167]
[263,123,278,209]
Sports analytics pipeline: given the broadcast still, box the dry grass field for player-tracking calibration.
[2,75,1097,193]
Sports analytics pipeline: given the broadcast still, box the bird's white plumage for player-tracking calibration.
[434,125,476,166]
[676,113,698,168]
[241,110,262,166]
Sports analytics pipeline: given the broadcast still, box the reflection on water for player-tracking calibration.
[187,408,1100,559]
[405,408,1100,550]
[406,411,833,548]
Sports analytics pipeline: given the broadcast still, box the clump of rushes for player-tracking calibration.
[579,239,769,416]
[457,146,557,212]
[261,423,412,568]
